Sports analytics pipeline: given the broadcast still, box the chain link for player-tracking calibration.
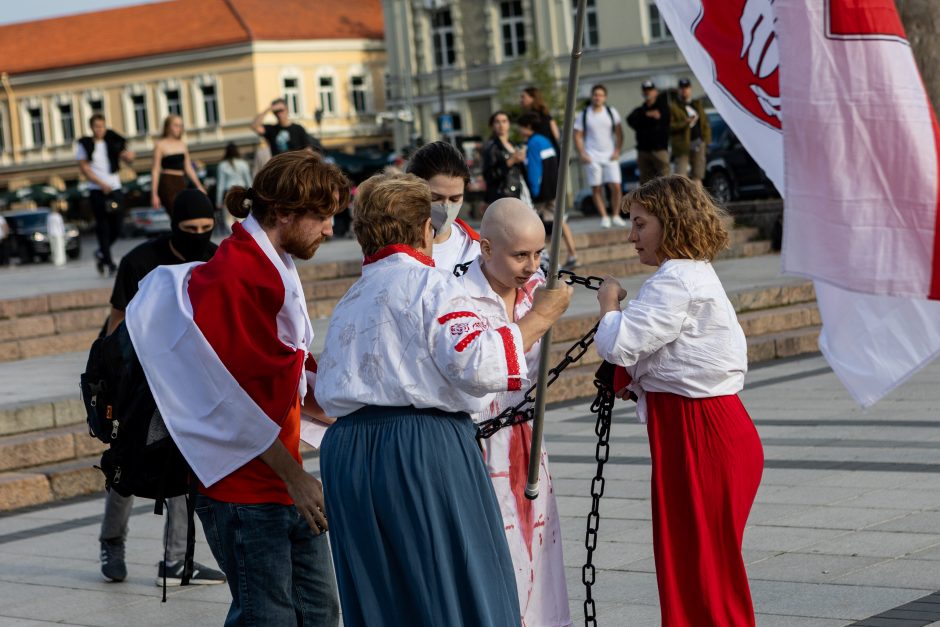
[583,377,615,626]
[557,270,606,291]
[451,265,606,439]
[475,322,598,439]
[455,261,618,624]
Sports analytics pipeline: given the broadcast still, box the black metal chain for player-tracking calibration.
[473,268,603,439]
[455,259,620,625]
[583,378,615,626]
[475,322,598,439]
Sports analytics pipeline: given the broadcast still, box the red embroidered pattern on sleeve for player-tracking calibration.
[437,311,480,324]
[454,330,483,353]
[497,326,522,391]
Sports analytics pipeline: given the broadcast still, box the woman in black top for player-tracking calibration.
[151,115,207,216]
[482,111,529,204]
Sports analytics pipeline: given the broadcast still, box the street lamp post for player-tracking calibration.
[426,0,452,143]
[434,8,445,118]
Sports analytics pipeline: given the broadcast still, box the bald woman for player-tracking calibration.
[460,197,573,627]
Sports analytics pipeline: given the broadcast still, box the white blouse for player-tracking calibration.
[315,245,528,418]
[594,259,747,422]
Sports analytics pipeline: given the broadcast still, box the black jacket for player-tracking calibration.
[482,136,526,203]
[626,96,671,152]
[78,130,127,174]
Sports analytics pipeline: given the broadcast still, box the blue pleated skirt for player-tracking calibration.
[320,405,521,627]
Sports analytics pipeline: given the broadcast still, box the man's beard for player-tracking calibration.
[281,225,327,260]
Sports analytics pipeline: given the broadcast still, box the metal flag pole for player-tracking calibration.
[526,0,588,500]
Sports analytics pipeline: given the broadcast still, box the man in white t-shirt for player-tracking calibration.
[574,84,627,229]
[76,113,134,276]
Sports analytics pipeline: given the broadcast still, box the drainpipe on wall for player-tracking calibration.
[1,72,23,164]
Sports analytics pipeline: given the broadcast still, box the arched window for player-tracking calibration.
[316,69,338,117]
[348,67,372,115]
[194,75,220,128]
[280,69,304,117]
[123,85,151,136]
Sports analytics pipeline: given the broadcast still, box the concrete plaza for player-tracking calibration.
[1,351,940,625]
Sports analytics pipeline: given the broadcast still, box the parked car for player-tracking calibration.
[3,208,81,262]
[576,149,640,215]
[123,207,171,238]
[324,148,392,184]
[704,113,779,205]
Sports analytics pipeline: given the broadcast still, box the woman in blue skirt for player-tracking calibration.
[315,172,572,626]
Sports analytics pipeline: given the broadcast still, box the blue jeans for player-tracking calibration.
[196,495,340,627]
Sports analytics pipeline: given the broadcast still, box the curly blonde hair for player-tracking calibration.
[623,175,729,261]
[354,172,431,257]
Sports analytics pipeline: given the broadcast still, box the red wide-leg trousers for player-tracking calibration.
[646,392,764,627]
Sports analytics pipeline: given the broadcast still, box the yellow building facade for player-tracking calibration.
[0,0,389,191]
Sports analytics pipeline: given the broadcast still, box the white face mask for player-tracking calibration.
[430,201,462,236]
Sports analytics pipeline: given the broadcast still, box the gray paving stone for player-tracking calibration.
[744,552,886,583]
[805,531,940,559]
[772,506,910,531]
[750,579,926,620]
[743,525,849,553]
[832,558,940,591]
[870,512,940,534]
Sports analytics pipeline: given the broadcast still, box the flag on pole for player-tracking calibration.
[654,0,940,406]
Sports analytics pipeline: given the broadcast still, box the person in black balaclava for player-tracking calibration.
[95,188,226,588]
[169,188,216,262]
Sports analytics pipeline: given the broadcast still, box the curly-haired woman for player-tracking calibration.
[594,175,764,627]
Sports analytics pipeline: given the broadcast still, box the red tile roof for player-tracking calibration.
[0,0,384,77]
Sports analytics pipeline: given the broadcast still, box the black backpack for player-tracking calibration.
[80,320,198,595]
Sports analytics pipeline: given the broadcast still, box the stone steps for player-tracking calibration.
[0,277,823,512]
[0,222,764,364]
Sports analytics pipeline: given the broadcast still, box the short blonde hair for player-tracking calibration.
[354,172,431,257]
[623,175,729,261]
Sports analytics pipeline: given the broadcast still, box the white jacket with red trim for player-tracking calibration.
[314,244,529,418]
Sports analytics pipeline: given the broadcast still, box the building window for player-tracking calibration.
[432,9,456,68]
[28,107,45,146]
[131,94,149,134]
[351,75,369,114]
[500,1,526,59]
[201,84,219,126]
[648,0,672,41]
[165,89,182,117]
[59,103,75,143]
[0,108,6,153]
[318,75,336,115]
[573,0,599,48]
[88,98,104,115]
[283,77,301,116]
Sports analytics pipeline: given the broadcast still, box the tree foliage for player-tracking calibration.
[495,46,567,127]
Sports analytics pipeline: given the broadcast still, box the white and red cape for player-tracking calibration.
[126,214,321,487]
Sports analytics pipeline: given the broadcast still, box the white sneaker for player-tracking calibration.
[612,215,628,227]
[600,216,612,229]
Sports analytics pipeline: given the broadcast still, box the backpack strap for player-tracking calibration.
[582,106,617,141]
[181,481,198,587]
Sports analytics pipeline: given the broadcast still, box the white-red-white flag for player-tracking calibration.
[654,0,940,405]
